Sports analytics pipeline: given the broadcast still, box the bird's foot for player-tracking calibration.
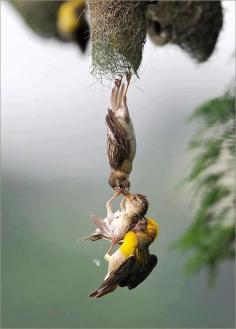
[126,72,131,85]
[104,253,111,262]
[111,237,117,245]
[115,76,122,87]
[114,187,122,195]
[104,240,116,261]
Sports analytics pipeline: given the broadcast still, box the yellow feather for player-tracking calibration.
[57,0,86,37]
[147,218,159,239]
[119,231,138,257]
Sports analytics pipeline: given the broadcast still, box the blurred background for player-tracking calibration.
[1,1,235,328]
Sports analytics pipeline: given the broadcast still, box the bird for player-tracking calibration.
[10,0,90,54]
[57,0,90,53]
[89,217,159,298]
[106,74,136,192]
[80,190,123,242]
[81,192,149,246]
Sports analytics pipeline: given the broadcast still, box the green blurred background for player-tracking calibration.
[1,1,235,328]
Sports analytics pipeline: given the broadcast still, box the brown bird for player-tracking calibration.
[106,75,136,192]
[89,217,159,298]
[81,192,149,246]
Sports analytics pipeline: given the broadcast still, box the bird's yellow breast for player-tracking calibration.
[119,231,138,257]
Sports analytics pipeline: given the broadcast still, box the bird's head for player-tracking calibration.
[108,171,130,192]
[124,193,149,216]
[132,217,148,233]
[132,217,158,247]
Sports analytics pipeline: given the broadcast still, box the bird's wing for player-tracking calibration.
[106,109,130,170]
[119,254,158,290]
[89,256,136,298]
[80,215,113,242]
[91,215,113,239]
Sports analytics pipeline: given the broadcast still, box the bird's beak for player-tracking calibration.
[125,192,132,200]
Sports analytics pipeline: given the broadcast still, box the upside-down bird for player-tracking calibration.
[106,75,136,192]
[89,217,159,298]
[81,192,149,246]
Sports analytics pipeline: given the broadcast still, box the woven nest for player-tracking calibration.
[147,1,223,62]
[88,0,149,80]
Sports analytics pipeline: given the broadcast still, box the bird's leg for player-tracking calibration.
[120,196,126,212]
[111,77,122,112]
[119,73,131,104]
[115,76,122,87]
[106,190,121,222]
[116,81,125,110]
[111,86,117,111]
[123,73,131,119]
[104,252,111,262]
[124,73,131,98]
[104,239,117,261]
[117,73,131,121]
[104,237,117,259]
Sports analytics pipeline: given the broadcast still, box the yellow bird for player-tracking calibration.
[57,0,89,52]
[89,217,159,298]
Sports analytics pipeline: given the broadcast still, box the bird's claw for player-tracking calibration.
[115,76,122,87]
[111,237,117,245]
[126,72,131,85]
[114,187,122,195]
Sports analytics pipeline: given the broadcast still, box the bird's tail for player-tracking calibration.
[80,214,113,242]
[89,284,118,298]
[89,274,118,298]
[91,214,113,239]
[89,256,136,298]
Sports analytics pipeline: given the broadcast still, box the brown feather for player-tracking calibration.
[106,109,131,170]
[89,256,136,298]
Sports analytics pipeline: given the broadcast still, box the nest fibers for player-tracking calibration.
[88,0,149,80]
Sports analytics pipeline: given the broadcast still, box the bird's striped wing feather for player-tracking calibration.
[106,109,130,170]
[89,256,136,298]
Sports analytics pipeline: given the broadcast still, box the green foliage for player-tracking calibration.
[175,90,235,277]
